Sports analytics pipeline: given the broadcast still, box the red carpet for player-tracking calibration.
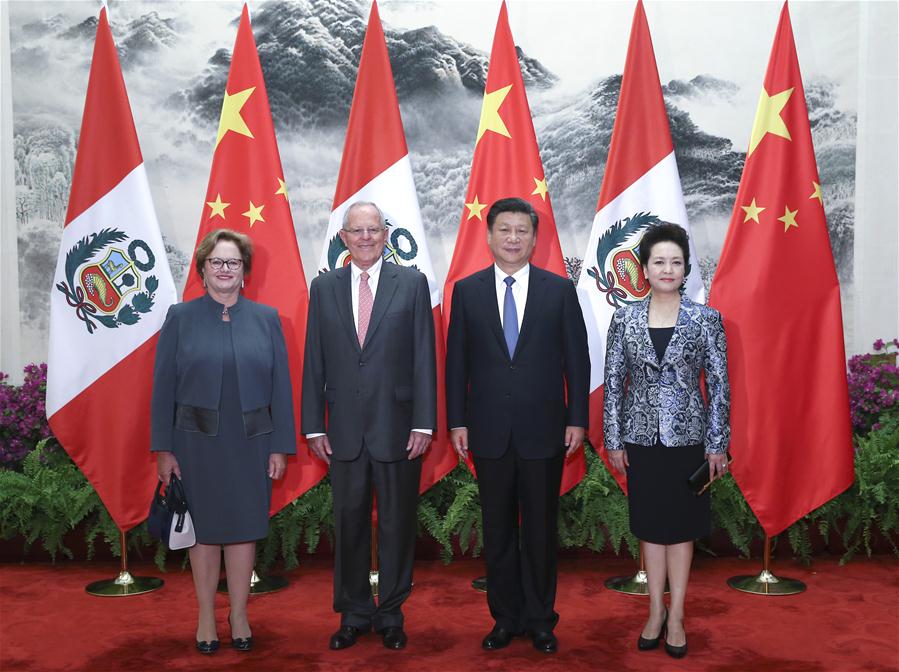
[1,556,896,671]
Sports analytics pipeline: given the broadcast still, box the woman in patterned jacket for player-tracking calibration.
[603,223,730,659]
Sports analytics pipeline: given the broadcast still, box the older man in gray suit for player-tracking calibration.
[302,201,436,651]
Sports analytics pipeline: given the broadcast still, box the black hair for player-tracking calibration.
[638,223,690,269]
[486,197,539,232]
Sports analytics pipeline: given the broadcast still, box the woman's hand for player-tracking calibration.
[156,451,181,486]
[707,452,730,481]
[608,449,629,474]
[268,453,287,480]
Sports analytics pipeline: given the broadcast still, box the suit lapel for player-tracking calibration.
[637,298,660,368]
[475,268,509,359]
[514,265,547,361]
[362,263,399,349]
[334,267,361,354]
[661,296,690,367]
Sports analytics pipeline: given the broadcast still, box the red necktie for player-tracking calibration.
[358,271,373,346]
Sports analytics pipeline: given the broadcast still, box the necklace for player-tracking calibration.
[222,305,229,316]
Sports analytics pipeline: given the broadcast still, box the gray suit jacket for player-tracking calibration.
[150,293,297,454]
[301,263,437,462]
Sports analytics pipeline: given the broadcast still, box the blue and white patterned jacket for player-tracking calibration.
[603,296,730,454]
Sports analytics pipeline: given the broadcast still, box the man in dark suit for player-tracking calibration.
[302,201,436,651]
[446,197,589,654]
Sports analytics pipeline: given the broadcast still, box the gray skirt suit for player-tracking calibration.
[150,293,296,544]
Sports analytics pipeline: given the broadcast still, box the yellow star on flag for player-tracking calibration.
[465,195,488,221]
[531,177,549,201]
[206,193,229,220]
[741,197,765,223]
[476,84,512,146]
[242,201,265,227]
[215,86,256,149]
[275,177,289,201]
[809,181,823,205]
[747,87,794,157]
[777,205,798,232]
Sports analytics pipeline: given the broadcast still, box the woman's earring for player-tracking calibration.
[241,279,245,289]
[202,274,207,288]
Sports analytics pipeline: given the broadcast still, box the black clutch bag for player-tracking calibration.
[687,452,733,496]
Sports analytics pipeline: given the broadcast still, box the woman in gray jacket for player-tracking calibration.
[152,229,295,654]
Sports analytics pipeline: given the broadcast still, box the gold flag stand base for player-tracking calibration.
[86,530,164,597]
[727,535,806,596]
[605,551,669,595]
[217,569,289,595]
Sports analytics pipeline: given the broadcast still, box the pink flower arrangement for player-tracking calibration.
[847,339,899,434]
[0,363,55,467]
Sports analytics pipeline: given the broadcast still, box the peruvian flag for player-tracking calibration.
[47,7,177,532]
[319,1,456,492]
[709,2,853,536]
[575,0,704,491]
[184,5,327,512]
[442,1,585,494]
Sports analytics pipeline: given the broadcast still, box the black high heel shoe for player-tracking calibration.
[665,629,688,658]
[229,612,254,652]
[195,639,219,655]
[637,609,668,651]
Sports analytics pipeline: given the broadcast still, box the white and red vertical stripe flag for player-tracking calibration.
[47,7,177,531]
[575,0,704,490]
[318,1,456,492]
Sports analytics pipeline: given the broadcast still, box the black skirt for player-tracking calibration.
[625,441,710,545]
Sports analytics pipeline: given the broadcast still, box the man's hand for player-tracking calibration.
[268,453,287,479]
[450,428,469,460]
[406,431,432,460]
[564,426,585,457]
[308,435,332,465]
[608,449,629,474]
[156,451,181,486]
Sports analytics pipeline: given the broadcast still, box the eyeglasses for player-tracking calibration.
[206,257,243,271]
[342,227,386,238]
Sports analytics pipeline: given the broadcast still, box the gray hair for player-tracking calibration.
[342,201,387,229]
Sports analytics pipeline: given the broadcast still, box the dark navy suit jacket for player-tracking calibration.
[445,265,590,459]
[150,293,296,454]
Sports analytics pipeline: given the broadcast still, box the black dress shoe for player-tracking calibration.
[665,634,688,659]
[531,631,558,654]
[637,609,668,651]
[329,625,362,650]
[381,626,407,650]
[482,626,517,651]
[195,639,219,655]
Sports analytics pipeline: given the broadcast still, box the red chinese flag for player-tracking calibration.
[442,1,584,494]
[708,2,854,536]
[184,5,327,513]
[322,1,456,493]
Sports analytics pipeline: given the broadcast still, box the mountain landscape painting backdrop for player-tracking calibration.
[9,0,860,366]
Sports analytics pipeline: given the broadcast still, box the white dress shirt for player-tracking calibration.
[494,263,529,332]
[307,257,430,439]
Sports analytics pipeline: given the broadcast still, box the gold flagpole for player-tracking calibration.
[727,534,806,595]
[85,529,164,596]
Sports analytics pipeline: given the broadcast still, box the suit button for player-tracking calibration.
[509,365,515,370]
[359,361,365,367]
[505,393,511,398]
